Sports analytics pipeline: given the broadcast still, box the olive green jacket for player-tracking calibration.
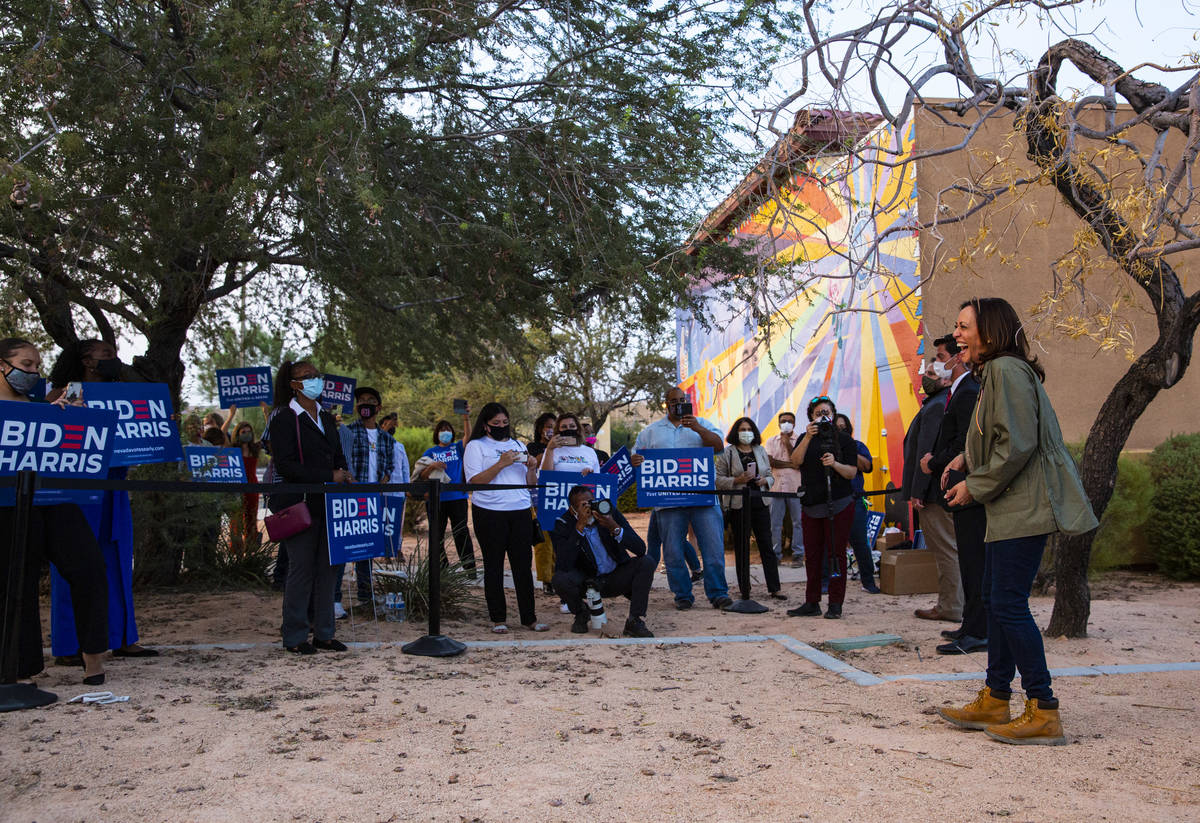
[964,356,1099,541]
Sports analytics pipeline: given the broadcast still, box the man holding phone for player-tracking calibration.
[632,387,731,610]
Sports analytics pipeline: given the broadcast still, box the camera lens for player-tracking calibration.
[591,499,613,516]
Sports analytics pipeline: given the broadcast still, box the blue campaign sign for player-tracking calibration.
[81,382,183,466]
[635,448,716,509]
[865,510,885,549]
[599,446,635,497]
[320,374,357,414]
[326,491,387,564]
[216,366,273,408]
[536,470,617,531]
[382,495,405,558]
[184,446,249,483]
[0,401,118,506]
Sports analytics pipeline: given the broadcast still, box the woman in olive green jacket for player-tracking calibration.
[938,298,1098,746]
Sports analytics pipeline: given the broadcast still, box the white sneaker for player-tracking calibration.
[333,602,348,620]
[559,602,571,613]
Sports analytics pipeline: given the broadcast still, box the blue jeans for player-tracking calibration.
[654,505,728,603]
[646,511,701,572]
[848,498,876,589]
[983,534,1054,701]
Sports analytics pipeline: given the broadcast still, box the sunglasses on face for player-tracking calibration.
[810,395,831,404]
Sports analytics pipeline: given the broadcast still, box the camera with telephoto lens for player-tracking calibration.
[584,586,607,630]
[587,498,613,516]
[814,416,837,457]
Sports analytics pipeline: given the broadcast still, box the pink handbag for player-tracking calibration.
[263,411,313,541]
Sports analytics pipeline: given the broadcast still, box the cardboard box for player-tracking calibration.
[879,549,940,595]
[881,528,906,549]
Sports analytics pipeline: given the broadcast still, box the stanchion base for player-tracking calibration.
[401,635,467,657]
[724,599,769,614]
[0,682,58,713]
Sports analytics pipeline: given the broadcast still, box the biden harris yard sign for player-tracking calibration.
[599,446,635,498]
[635,448,716,508]
[326,492,387,564]
[0,401,118,505]
[536,471,617,531]
[82,382,183,466]
[184,446,249,483]
[215,366,273,408]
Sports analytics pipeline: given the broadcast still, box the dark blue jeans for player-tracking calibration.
[983,534,1054,701]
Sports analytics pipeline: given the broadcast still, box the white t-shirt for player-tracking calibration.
[541,444,600,474]
[463,437,532,511]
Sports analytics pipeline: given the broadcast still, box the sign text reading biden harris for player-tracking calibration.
[0,402,118,505]
[325,492,386,564]
[82,383,183,466]
[216,367,273,408]
[635,448,716,508]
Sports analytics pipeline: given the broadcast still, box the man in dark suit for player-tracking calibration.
[921,335,987,655]
[902,360,962,624]
[550,485,656,638]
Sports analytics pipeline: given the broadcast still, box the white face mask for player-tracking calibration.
[931,359,953,380]
[778,421,794,433]
[738,430,754,445]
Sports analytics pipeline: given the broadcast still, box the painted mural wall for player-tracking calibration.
[677,121,924,493]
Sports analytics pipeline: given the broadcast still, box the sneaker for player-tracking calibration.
[623,617,654,638]
[786,602,822,617]
[312,638,348,652]
[984,699,1067,746]
[862,584,881,594]
[789,554,805,568]
[712,595,734,609]
[823,603,843,619]
[333,602,348,620]
[543,582,557,596]
[674,598,693,611]
[571,614,589,634]
[690,569,704,582]
[938,687,1012,730]
[559,602,572,614]
[285,641,317,655]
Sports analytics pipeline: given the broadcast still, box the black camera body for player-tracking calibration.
[588,498,614,516]
[669,401,693,418]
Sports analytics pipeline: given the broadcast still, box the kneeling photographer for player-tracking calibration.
[787,395,859,619]
[550,486,656,638]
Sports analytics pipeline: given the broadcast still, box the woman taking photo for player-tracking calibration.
[267,360,354,655]
[0,338,109,684]
[415,419,477,578]
[786,396,859,619]
[715,417,783,600]
[938,298,1097,745]
[463,402,547,633]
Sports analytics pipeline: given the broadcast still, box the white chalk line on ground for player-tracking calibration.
[134,635,1200,687]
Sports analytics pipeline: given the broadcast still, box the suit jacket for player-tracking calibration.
[929,374,981,511]
[266,406,349,518]
[714,444,774,510]
[550,508,646,579]
[901,389,948,503]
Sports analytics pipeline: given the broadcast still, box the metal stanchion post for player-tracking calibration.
[724,485,767,614]
[1,470,57,712]
[402,478,466,657]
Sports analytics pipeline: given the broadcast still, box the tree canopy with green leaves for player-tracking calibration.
[1,0,793,397]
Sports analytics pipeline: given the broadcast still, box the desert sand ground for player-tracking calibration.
[3,515,1199,822]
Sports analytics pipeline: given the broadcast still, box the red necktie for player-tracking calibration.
[945,389,953,409]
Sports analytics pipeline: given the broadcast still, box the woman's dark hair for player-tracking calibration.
[0,337,35,361]
[961,298,1045,382]
[432,418,456,444]
[48,338,109,387]
[468,402,510,443]
[273,359,315,409]
[806,395,837,420]
[533,412,557,443]
[234,421,262,457]
[834,413,854,437]
[726,416,762,446]
[202,427,227,447]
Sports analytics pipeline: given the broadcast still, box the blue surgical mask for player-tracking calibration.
[299,377,324,400]
[438,430,453,444]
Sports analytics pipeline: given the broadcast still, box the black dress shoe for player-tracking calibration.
[941,628,965,640]
[768,591,788,600]
[571,614,589,634]
[862,584,881,594]
[712,595,734,609]
[113,646,160,658]
[55,655,83,667]
[83,672,105,686]
[690,570,704,583]
[286,641,317,655]
[674,599,693,611]
[936,635,987,655]
[823,603,843,619]
[543,582,557,597]
[623,617,654,638]
[787,602,822,617]
[312,638,348,652]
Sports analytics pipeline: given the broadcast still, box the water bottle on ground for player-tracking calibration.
[385,592,398,621]
[393,590,406,624]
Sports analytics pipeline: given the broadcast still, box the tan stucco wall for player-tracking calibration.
[915,103,1199,450]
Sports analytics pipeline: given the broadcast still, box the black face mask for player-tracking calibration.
[358,404,378,420]
[921,376,943,397]
[488,424,510,441]
[94,357,123,381]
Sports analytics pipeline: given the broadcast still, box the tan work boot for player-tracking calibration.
[985,698,1067,746]
[937,686,1012,730]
